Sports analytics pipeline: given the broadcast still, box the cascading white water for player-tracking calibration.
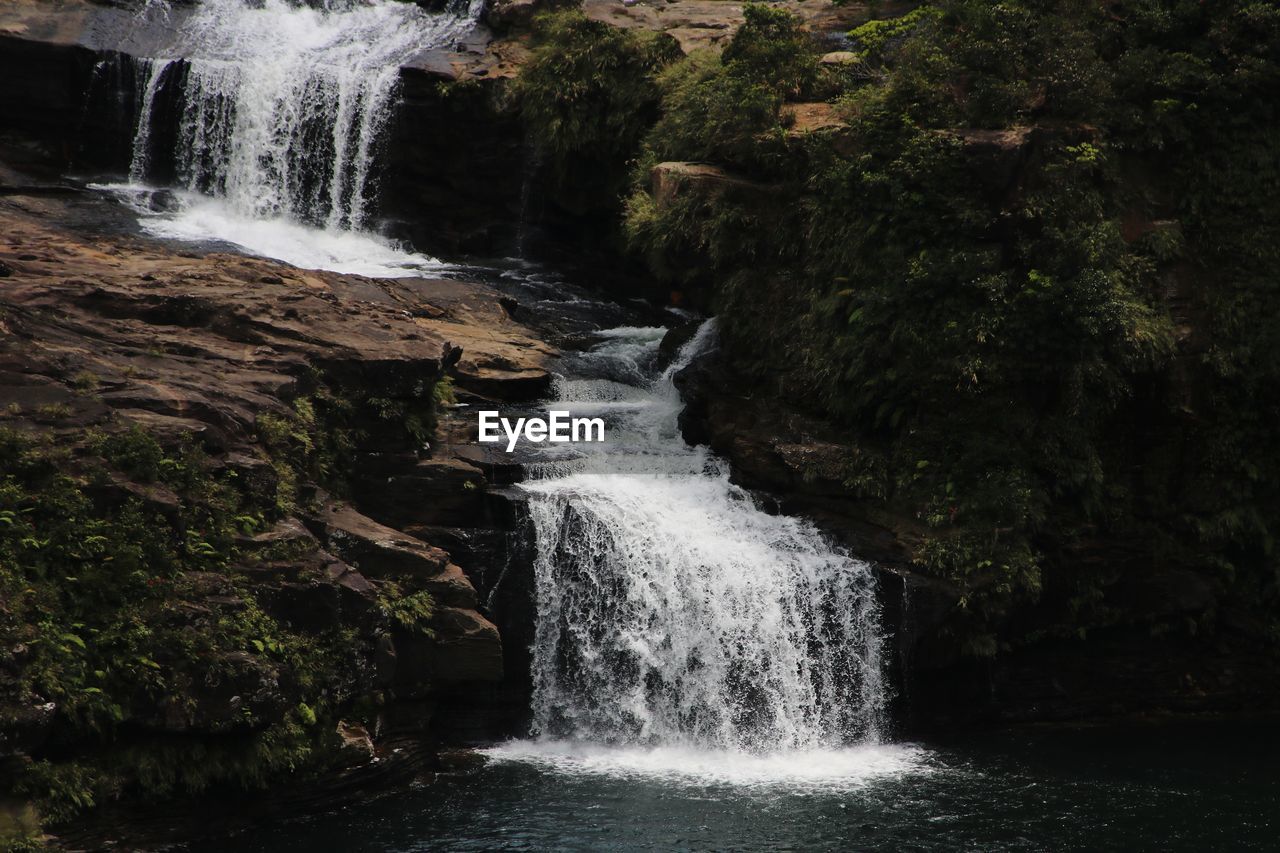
[492,322,897,783]
[131,0,475,227]
[106,0,476,274]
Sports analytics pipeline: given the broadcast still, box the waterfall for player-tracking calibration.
[517,322,888,761]
[116,0,477,269]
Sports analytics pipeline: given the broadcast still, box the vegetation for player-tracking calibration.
[517,10,681,215]
[0,369,457,833]
[0,427,335,824]
[525,1,1280,652]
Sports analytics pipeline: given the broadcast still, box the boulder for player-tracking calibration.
[334,721,376,767]
[819,50,858,65]
[394,607,503,695]
[308,502,479,608]
[350,457,489,531]
[649,161,779,210]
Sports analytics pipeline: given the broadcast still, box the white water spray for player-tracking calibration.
[113,0,477,271]
[491,322,893,780]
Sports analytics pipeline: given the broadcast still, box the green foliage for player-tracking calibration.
[253,378,444,510]
[721,3,820,98]
[1,358,456,827]
[0,428,357,826]
[846,6,943,66]
[0,801,43,851]
[16,706,334,826]
[517,10,681,209]
[621,5,819,279]
[641,52,789,176]
[613,0,1280,645]
[636,4,820,178]
[378,583,436,637]
[69,371,100,392]
[432,375,457,408]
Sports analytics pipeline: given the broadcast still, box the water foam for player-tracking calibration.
[98,185,444,276]
[501,322,900,783]
[483,740,931,791]
[109,0,476,275]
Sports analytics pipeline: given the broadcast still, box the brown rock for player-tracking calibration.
[650,161,778,209]
[334,720,376,767]
[781,102,845,135]
[308,502,479,608]
[819,50,859,65]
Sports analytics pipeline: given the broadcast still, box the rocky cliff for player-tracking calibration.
[0,169,553,845]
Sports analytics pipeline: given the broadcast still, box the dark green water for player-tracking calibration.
[210,719,1278,851]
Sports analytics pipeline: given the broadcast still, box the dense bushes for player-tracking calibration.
[525,0,1280,651]
[517,10,681,213]
[799,0,1280,643]
[0,427,351,826]
[0,369,455,832]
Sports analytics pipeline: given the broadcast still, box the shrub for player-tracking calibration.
[517,10,681,211]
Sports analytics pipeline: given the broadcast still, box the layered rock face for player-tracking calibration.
[0,178,553,840]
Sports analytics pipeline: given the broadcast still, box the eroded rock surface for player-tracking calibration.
[0,183,554,840]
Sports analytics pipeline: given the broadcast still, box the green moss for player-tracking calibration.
[69,371,100,392]
[432,375,456,408]
[32,404,71,421]
[0,801,44,851]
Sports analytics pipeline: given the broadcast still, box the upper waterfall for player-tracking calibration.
[129,0,477,229]
[501,322,891,778]
[109,0,476,274]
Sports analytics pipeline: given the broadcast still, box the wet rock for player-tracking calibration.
[351,457,489,531]
[656,320,702,370]
[394,607,503,696]
[259,577,344,634]
[334,721,376,767]
[429,607,504,683]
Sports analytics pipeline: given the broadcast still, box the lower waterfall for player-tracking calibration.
[491,323,908,786]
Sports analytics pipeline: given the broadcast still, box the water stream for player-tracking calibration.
[484,322,909,784]
[103,0,903,781]
[101,0,473,274]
